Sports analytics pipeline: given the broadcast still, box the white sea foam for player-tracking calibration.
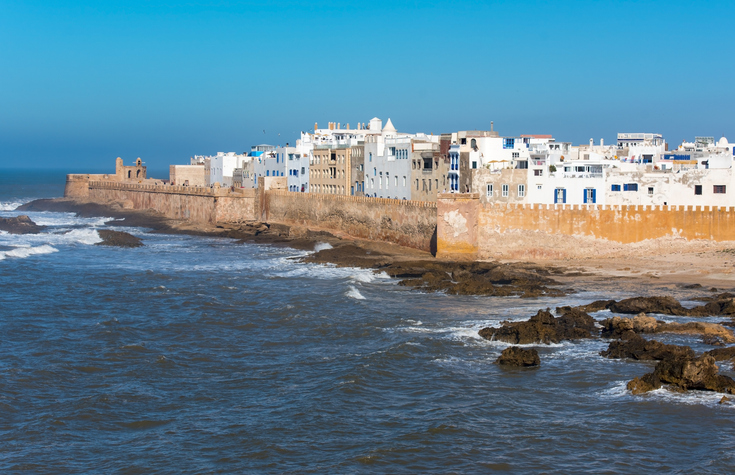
[351,271,376,283]
[600,380,735,408]
[314,242,333,252]
[346,286,366,300]
[63,228,103,245]
[0,200,27,211]
[0,244,58,260]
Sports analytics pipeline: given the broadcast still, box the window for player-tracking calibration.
[518,184,525,198]
[554,188,566,204]
[403,176,406,186]
[460,138,467,145]
[584,188,596,204]
[516,160,528,169]
[537,185,542,190]
[503,138,515,149]
[623,183,638,192]
[472,161,477,169]
[512,152,520,158]
[695,185,703,195]
[714,185,727,194]
[611,184,621,191]
[534,169,543,176]
[502,184,509,197]
[486,184,493,197]
[648,187,654,195]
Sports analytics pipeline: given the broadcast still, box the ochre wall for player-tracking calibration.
[436,193,479,260]
[85,182,257,225]
[264,191,437,252]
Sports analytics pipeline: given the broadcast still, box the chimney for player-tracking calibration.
[314,122,318,131]
[337,123,340,130]
[490,121,494,132]
[346,123,350,130]
[600,138,604,147]
[590,138,594,147]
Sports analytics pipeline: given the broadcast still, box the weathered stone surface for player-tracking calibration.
[601,332,695,361]
[496,346,540,367]
[479,308,597,345]
[96,230,143,248]
[0,215,44,234]
[633,354,735,394]
[627,376,657,395]
[600,314,735,343]
[608,296,690,316]
[705,346,735,362]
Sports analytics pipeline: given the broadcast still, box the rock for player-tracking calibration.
[0,215,44,234]
[556,299,615,315]
[608,296,690,316]
[496,346,540,367]
[479,308,597,345]
[627,377,656,395]
[720,396,731,404]
[601,332,695,361]
[600,315,735,343]
[639,354,735,394]
[705,346,735,362]
[95,230,143,248]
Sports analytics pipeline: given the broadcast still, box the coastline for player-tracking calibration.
[17,196,735,296]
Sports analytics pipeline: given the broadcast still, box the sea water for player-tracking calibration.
[1,169,734,473]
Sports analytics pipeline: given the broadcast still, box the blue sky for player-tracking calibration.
[1,0,733,170]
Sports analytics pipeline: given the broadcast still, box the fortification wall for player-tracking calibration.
[265,191,437,252]
[85,182,257,224]
[438,193,735,260]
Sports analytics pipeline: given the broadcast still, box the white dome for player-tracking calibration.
[718,136,729,147]
[382,118,397,134]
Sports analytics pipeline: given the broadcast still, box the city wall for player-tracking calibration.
[438,194,735,260]
[263,191,437,252]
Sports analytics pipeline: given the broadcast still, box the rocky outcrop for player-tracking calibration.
[556,300,615,315]
[608,296,690,316]
[627,354,735,395]
[705,346,735,362]
[600,314,735,343]
[600,332,695,361]
[479,308,597,345]
[496,347,540,367]
[95,230,143,248]
[0,215,44,234]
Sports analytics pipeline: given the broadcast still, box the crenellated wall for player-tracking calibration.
[438,193,735,260]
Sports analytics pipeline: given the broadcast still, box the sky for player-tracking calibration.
[1,0,734,170]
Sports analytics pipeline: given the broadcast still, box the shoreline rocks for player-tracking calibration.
[479,308,597,345]
[0,215,44,234]
[96,230,144,248]
[600,314,735,343]
[600,332,695,361]
[496,347,540,367]
[627,354,735,395]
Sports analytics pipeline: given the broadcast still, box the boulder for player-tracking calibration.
[634,354,735,394]
[479,308,597,345]
[600,314,659,338]
[705,346,735,362]
[95,230,143,248]
[600,315,735,343]
[608,296,690,316]
[0,215,44,234]
[496,346,540,367]
[600,332,695,361]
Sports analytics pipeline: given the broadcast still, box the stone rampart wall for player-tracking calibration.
[438,193,735,260]
[265,191,437,252]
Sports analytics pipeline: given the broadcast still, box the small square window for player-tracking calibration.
[648,187,654,195]
[714,185,727,194]
[695,185,702,195]
[611,184,621,191]
[502,184,509,197]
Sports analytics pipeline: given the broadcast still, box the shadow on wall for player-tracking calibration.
[430,226,437,257]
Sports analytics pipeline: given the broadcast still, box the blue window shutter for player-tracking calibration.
[554,190,558,204]
[563,189,567,203]
[592,189,596,203]
[583,190,588,204]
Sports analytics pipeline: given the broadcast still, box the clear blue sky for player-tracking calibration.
[1,0,733,171]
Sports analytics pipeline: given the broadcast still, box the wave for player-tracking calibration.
[0,200,29,211]
[346,285,366,300]
[314,242,333,252]
[0,244,58,260]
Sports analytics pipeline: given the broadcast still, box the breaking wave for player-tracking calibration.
[0,244,58,260]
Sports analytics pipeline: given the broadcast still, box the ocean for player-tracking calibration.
[1,169,734,473]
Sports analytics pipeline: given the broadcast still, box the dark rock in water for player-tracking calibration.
[627,376,657,395]
[600,315,660,339]
[705,346,735,362]
[720,396,731,404]
[608,296,690,316]
[0,215,44,234]
[96,230,143,248]
[601,331,695,361]
[496,346,540,367]
[632,354,735,394]
[557,300,615,315]
[479,308,597,345]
